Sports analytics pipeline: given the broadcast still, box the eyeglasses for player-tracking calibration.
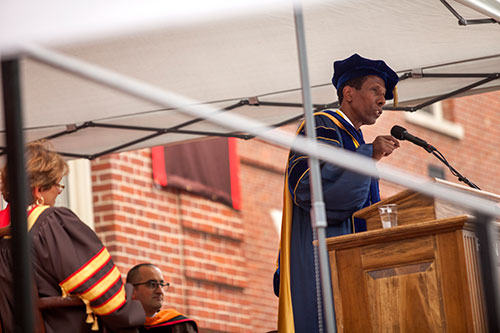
[133,280,170,290]
[55,183,65,192]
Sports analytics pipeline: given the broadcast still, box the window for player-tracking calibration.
[428,164,445,180]
[405,101,464,139]
[65,159,94,229]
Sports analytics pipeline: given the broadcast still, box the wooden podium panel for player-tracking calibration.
[327,216,484,332]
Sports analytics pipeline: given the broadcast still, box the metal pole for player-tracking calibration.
[293,4,336,333]
[1,58,33,332]
[474,212,500,331]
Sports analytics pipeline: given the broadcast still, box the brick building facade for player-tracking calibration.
[90,91,500,332]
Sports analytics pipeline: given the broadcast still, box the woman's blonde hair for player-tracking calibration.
[0,140,68,203]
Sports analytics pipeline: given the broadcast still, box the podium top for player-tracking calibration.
[432,178,500,202]
[353,178,499,232]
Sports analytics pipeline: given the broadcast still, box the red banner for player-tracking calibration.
[152,137,241,210]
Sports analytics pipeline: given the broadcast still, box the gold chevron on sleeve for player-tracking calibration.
[60,248,111,292]
[80,266,121,301]
[92,285,127,316]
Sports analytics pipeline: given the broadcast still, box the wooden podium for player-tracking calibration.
[326,181,500,332]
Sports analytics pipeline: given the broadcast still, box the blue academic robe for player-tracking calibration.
[274,110,380,332]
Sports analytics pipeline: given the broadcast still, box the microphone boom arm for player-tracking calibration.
[430,148,481,190]
[390,125,480,190]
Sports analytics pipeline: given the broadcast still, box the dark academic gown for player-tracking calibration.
[0,205,145,332]
[274,110,380,332]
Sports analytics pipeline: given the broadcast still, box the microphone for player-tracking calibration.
[391,125,480,189]
[390,125,435,153]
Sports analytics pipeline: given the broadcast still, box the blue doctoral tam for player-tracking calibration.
[332,53,399,100]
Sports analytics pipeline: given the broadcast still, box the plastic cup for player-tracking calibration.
[378,204,398,228]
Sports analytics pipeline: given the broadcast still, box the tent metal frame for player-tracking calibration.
[440,0,500,25]
[1,71,498,160]
[2,7,500,332]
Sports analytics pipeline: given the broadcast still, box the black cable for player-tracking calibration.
[430,148,480,190]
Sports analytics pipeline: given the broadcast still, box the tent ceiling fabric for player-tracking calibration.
[1,0,500,158]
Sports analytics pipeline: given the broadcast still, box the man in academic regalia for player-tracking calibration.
[274,53,401,332]
[127,264,198,333]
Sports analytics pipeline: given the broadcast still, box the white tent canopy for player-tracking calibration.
[1,0,500,158]
[2,1,500,331]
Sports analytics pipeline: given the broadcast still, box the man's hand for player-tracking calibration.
[371,135,400,161]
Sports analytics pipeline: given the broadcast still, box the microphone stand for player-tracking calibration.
[430,148,481,190]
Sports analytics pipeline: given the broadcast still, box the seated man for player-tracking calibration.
[126,263,198,333]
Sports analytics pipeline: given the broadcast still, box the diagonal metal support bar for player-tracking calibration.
[168,99,249,130]
[0,121,253,159]
[413,75,500,110]
[43,122,91,140]
[384,73,500,111]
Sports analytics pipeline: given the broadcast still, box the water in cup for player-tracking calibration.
[378,204,397,228]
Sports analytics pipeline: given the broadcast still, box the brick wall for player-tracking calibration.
[92,149,256,332]
[91,92,500,332]
[364,91,500,198]
[238,138,289,332]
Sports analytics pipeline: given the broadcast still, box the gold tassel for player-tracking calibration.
[393,85,399,107]
[82,299,93,324]
[91,315,99,331]
[60,286,68,298]
[60,287,99,330]
[82,298,100,330]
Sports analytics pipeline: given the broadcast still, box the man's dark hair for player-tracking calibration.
[337,76,368,105]
[126,263,158,284]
